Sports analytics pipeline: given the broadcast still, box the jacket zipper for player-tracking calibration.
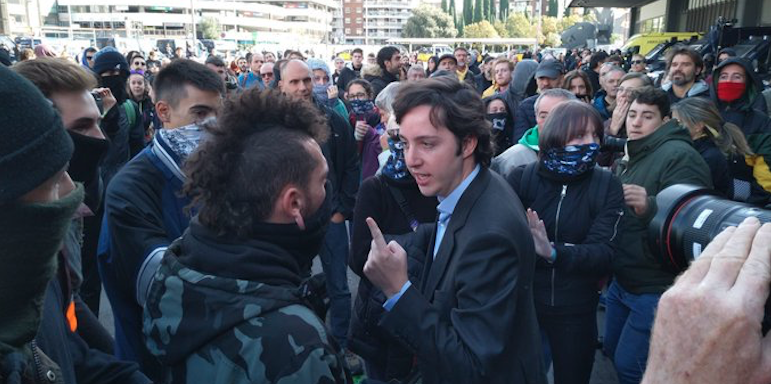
[31,339,46,383]
[610,210,624,241]
[552,185,568,306]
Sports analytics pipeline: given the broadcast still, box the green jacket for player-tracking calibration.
[613,120,712,294]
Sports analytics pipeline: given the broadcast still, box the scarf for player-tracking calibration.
[0,184,84,358]
[382,137,411,181]
[541,143,600,177]
[157,123,207,164]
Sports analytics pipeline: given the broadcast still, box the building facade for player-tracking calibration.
[338,0,416,45]
[2,0,338,45]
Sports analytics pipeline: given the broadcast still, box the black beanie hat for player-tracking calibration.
[0,65,73,205]
[92,49,129,77]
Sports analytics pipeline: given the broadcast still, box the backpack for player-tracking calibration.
[122,100,139,128]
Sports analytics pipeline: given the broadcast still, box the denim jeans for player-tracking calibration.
[603,280,661,384]
[319,221,352,349]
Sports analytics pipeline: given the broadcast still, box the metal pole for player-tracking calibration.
[190,0,197,42]
[67,3,72,39]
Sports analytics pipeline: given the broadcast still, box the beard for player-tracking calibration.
[671,71,695,86]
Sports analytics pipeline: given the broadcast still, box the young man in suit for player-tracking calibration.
[364,77,546,384]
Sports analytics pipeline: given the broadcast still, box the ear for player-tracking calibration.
[155,100,172,124]
[276,185,306,229]
[461,135,478,159]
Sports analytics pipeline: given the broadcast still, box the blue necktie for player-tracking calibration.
[433,212,450,259]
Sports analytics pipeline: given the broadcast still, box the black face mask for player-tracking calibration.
[67,131,110,210]
[250,181,333,273]
[486,112,509,132]
[100,75,128,104]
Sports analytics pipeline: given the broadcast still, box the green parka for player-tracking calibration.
[613,119,713,294]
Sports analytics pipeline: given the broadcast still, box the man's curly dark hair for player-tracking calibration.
[183,88,329,239]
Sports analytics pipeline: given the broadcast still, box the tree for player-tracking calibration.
[199,16,221,40]
[504,12,533,38]
[463,0,473,26]
[486,0,496,22]
[493,20,507,37]
[402,5,458,38]
[463,20,499,38]
[473,0,483,23]
[499,0,509,20]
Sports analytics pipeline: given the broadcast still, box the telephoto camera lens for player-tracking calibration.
[650,184,771,273]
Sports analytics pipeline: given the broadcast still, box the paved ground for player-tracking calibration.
[99,256,619,384]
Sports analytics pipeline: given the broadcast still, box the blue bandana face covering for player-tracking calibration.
[350,99,376,115]
[542,143,600,176]
[382,137,410,181]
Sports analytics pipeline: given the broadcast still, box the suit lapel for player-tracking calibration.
[422,168,491,300]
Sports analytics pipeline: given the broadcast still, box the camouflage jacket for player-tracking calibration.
[142,222,349,384]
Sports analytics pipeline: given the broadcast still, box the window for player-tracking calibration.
[356,7,362,13]
[356,17,362,23]
[356,28,362,34]
[345,28,351,34]
[345,7,351,13]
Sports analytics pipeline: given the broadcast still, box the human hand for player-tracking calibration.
[363,217,408,298]
[379,132,389,151]
[609,97,630,136]
[642,217,771,384]
[93,87,116,113]
[622,184,649,216]
[526,208,554,260]
[330,212,345,224]
[326,85,338,100]
[354,121,370,141]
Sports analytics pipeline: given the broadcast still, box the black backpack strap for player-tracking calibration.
[588,167,613,219]
[386,184,420,232]
[518,162,540,207]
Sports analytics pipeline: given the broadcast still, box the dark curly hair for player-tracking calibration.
[393,77,494,166]
[183,88,329,238]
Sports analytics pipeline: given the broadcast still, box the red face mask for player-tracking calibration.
[717,81,746,102]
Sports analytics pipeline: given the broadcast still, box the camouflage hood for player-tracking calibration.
[142,218,315,367]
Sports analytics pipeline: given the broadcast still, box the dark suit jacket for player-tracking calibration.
[379,167,546,384]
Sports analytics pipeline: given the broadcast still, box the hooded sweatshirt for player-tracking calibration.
[613,120,712,294]
[307,58,348,120]
[711,58,771,196]
[143,218,349,384]
[661,79,710,104]
[491,126,539,180]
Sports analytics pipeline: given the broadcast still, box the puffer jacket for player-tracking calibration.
[507,163,625,312]
[363,65,398,97]
[613,120,712,294]
[143,218,349,384]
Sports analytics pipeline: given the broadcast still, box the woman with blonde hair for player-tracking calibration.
[671,97,766,203]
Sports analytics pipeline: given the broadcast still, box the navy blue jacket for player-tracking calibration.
[98,137,193,382]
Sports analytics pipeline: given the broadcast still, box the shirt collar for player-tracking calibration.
[437,164,481,217]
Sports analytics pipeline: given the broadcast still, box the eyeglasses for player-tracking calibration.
[260,73,273,79]
[348,92,369,100]
[632,60,644,65]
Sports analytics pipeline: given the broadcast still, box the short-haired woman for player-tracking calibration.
[505,100,625,384]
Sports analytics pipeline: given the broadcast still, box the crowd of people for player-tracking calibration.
[1,38,771,384]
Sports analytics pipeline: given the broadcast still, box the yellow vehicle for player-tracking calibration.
[622,32,703,56]
[335,50,352,61]
[417,44,453,62]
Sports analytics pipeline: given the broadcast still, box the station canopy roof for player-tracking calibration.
[568,0,657,7]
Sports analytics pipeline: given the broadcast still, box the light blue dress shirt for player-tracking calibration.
[383,165,482,311]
